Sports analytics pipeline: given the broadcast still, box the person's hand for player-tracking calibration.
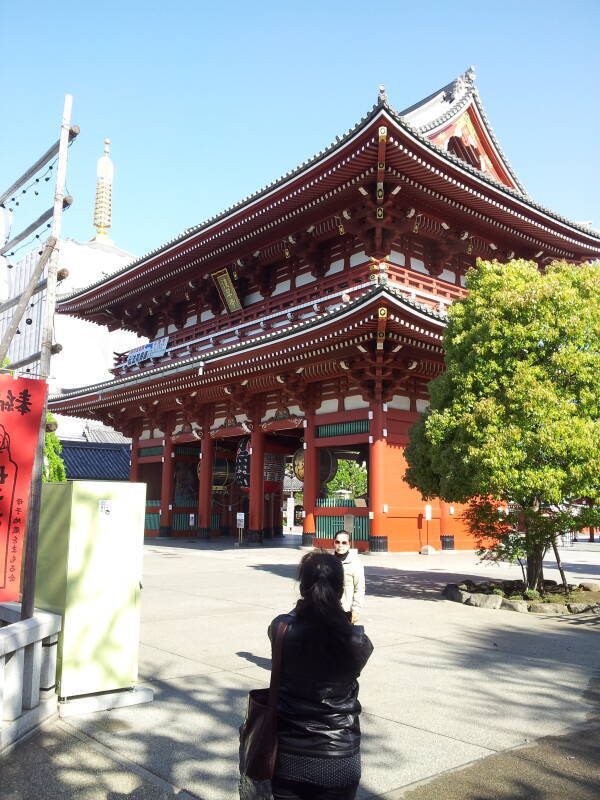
[351,612,359,624]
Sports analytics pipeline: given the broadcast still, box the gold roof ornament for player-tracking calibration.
[93,138,114,239]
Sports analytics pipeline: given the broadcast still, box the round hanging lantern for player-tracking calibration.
[235,437,285,495]
[292,447,338,485]
[198,457,234,491]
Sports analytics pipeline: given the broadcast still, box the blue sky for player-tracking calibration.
[2,0,599,262]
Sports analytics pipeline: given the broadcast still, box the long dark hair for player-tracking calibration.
[296,550,352,660]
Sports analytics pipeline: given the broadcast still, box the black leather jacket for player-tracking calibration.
[269,609,373,759]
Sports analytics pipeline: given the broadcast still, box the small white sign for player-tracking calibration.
[343,514,354,534]
[286,497,295,529]
[236,512,245,528]
[98,500,112,516]
[425,504,432,521]
[126,336,169,367]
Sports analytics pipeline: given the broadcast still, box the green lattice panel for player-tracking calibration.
[173,513,196,531]
[139,446,164,457]
[315,515,369,541]
[145,513,160,530]
[316,420,369,438]
[174,445,200,456]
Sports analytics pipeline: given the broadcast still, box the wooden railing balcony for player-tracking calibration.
[111,266,374,374]
[112,263,467,376]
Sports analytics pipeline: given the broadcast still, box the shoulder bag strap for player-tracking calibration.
[268,621,288,708]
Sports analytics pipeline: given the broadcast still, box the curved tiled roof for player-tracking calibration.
[399,67,527,196]
[50,280,445,406]
[58,74,600,309]
[60,441,131,481]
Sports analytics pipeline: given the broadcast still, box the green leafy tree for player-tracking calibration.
[327,459,367,498]
[405,259,600,589]
[43,412,67,482]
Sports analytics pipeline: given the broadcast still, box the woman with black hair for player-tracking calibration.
[268,550,373,800]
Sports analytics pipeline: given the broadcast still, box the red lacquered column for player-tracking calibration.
[248,427,265,542]
[197,432,214,539]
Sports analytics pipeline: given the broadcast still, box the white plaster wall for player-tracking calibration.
[272,279,291,296]
[324,259,344,276]
[416,399,430,412]
[344,394,369,410]
[315,398,339,415]
[439,269,456,283]
[243,291,263,305]
[350,251,366,267]
[388,395,411,410]
[388,250,406,266]
[295,272,316,287]
[200,309,215,321]
[410,257,429,275]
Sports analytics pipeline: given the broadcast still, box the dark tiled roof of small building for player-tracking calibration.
[60,440,131,481]
[84,426,131,444]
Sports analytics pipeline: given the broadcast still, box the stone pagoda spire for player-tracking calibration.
[92,138,114,242]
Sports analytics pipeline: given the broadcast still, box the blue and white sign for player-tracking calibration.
[126,336,169,367]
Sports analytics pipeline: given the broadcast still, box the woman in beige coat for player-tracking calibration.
[333,531,365,623]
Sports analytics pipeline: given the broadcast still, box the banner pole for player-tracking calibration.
[20,96,73,621]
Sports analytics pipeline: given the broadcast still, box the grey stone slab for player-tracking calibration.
[357,712,494,799]
[0,724,178,800]
[445,587,472,603]
[466,593,502,609]
[501,598,529,613]
[568,603,595,614]
[63,670,259,800]
[138,642,221,681]
[358,636,594,750]
[378,718,600,799]
[529,603,569,614]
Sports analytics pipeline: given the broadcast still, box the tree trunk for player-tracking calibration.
[526,548,545,591]
[551,536,569,595]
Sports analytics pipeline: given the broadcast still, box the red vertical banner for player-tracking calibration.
[0,375,47,602]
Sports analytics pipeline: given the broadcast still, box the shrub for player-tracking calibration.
[492,588,505,597]
[524,589,540,601]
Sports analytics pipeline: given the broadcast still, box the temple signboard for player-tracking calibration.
[126,336,169,367]
[0,374,47,602]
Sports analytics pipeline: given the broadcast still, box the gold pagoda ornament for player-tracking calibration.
[93,139,114,239]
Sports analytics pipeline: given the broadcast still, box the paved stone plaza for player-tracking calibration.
[2,537,600,799]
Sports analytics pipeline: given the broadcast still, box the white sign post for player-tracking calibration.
[286,497,295,531]
[343,513,355,549]
[425,504,432,548]
[235,512,245,547]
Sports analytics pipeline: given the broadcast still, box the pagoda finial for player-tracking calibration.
[93,138,114,240]
[378,84,388,104]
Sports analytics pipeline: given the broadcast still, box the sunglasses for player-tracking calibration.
[334,540,349,545]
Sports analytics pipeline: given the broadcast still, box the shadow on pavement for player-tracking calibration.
[236,651,271,671]
[250,561,516,601]
[5,548,600,800]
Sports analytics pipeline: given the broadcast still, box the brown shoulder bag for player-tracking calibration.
[240,620,288,781]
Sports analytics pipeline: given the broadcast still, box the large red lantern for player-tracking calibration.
[235,437,285,494]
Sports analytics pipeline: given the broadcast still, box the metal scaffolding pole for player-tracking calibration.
[20,95,74,620]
